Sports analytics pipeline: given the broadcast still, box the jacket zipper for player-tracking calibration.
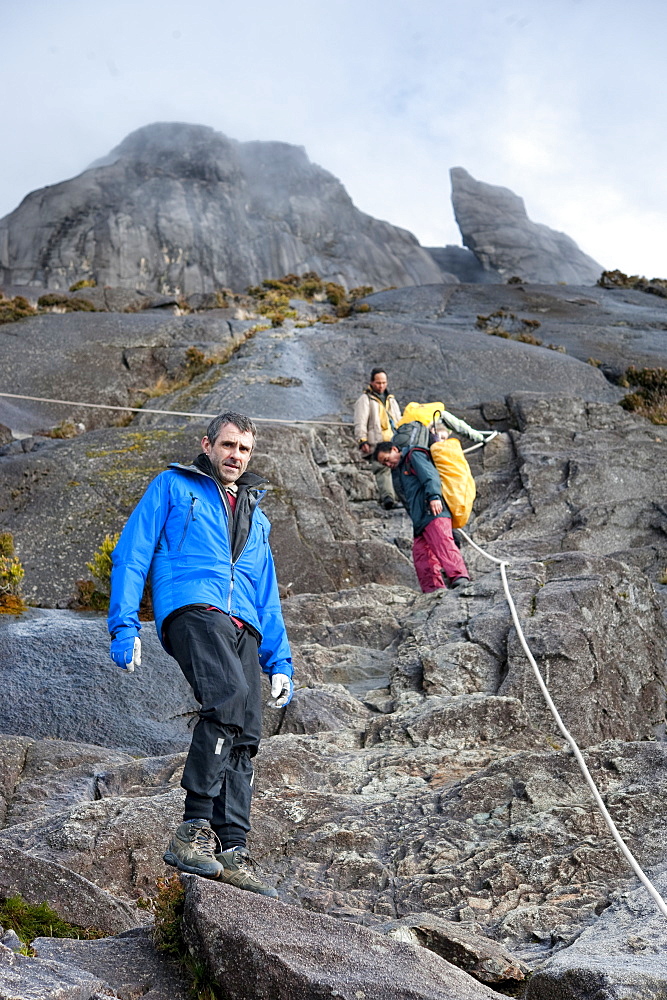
[225,489,263,614]
[168,466,266,614]
[177,494,198,551]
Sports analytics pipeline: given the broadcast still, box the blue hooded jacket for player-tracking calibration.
[108,458,293,678]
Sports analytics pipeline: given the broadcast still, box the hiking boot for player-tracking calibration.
[215,847,278,898]
[163,819,223,878]
[450,576,470,589]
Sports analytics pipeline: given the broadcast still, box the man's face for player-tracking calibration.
[202,423,255,484]
[377,446,401,469]
[369,372,388,394]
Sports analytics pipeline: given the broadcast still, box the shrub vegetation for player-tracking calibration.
[598,270,667,299]
[0,293,37,325]
[0,533,25,614]
[620,366,667,424]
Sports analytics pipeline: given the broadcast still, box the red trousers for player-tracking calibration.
[412,517,469,592]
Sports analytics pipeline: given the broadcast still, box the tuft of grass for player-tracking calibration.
[69,279,97,291]
[39,419,82,439]
[0,894,104,946]
[0,533,26,614]
[620,366,667,424]
[477,309,542,343]
[153,876,222,1000]
[0,293,37,325]
[598,269,667,299]
[516,331,542,346]
[37,293,97,312]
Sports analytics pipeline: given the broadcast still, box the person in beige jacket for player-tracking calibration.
[353,368,402,508]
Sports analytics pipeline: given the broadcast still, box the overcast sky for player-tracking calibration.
[2,0,665,277]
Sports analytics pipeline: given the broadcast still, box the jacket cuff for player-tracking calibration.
[269,661,293,679]
[109,624,140,641]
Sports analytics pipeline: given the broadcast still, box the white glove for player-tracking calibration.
[269,673,293,708]
[110,635,141,673]
[128,637,141,673]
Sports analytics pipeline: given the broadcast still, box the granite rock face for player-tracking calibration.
[526,866,667,999]
[0,279,666,999]
[426,245,501,284]
[0,122,444,294]
[0,307,257,434]
[451,167,603,284]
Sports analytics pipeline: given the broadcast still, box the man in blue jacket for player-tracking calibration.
[108,411,293,896]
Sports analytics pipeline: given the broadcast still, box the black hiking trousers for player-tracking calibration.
[165,607,262,851]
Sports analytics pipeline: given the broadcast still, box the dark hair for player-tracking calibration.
[205,411,257,446]
[369,367,387,381]
[373,441,395,459]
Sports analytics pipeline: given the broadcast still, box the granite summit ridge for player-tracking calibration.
[0,122,444,295]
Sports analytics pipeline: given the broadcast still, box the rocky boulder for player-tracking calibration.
[0,122,444,294]
[0,845,142,937]
[0,942,105,1000]
[451,167,603,284]
[0,611,196,754]
[181,875,499,999]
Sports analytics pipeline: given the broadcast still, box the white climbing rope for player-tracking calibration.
[0,391,348,427]
[457,526,667,919]
[0,391,503,444]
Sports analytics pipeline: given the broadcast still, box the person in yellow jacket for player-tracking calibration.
[353,368,402,509]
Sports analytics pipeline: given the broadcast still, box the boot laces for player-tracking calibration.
[234,849,263,877]
[189,823,220,859]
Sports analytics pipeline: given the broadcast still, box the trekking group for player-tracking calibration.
[107,366,490,890]
[354,365,488,592]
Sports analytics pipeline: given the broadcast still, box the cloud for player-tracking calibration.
[1,0,666,276]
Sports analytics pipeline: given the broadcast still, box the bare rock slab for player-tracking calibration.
[0,941,104,1000]
[526,866,667,1000]
[182,875,499,999]
[33,929,189,1000]
[0,609,196,754]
